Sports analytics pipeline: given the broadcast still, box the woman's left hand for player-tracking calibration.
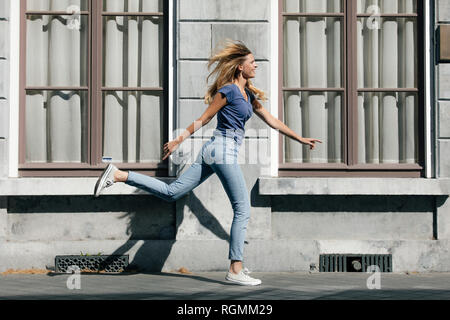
[300,138,323,150]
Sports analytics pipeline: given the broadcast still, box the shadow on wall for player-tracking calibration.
[5,190,231,272]
[108,190,231,272]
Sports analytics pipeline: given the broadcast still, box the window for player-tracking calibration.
[279,0,424,177]
[19,0,168,177]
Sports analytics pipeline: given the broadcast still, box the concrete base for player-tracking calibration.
[1,239,450,273]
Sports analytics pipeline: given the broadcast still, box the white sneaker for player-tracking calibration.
[225,268,262,286]
[93,164,118,197]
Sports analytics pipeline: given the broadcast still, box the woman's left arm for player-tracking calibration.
[252,99,323,150]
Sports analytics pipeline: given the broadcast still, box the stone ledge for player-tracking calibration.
[3,177,450,197]
[0,177,175,196]
[258,177,450,196]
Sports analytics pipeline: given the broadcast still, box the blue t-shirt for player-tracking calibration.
[216,83,255,135]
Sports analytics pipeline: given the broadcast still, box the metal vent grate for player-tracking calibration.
[55,255,129,273]
[319,254,392,272]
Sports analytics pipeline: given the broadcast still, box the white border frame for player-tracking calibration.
[270,0,279,177]
[424,0,434,178]
[168,0,175,176]
[8,0,19,178]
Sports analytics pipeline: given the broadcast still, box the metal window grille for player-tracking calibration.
[319,254,392,272]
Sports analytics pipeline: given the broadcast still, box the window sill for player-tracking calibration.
[258,177,450,196]
[0,177,175,196]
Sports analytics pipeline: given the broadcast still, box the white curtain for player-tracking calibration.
[25,0,164,163]
[357,0,417,164]
[27,0,88,11]
[283,0,418,165]
[284,0,342,163]
[103,0,163,163]
[26,0,86,163]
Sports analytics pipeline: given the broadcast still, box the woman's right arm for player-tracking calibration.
[162,92,227,161]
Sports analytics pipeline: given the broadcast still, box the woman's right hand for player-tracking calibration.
[162,140,180,161]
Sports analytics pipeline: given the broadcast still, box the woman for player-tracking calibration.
[94,40,322,286]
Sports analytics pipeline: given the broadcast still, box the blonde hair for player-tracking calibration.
[204,39,267,106]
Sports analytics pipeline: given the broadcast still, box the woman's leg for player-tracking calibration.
[121,162,214,202]
[211,162,251,273]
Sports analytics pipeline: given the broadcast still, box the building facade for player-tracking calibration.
[0,0,449,272]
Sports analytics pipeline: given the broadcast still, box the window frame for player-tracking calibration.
[278,0,425,177]
[18,0,169,177]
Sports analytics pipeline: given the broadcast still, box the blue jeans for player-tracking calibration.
[125,130,250,261]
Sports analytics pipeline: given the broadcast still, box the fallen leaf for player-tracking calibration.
[1,269,51,275]
[177,267,192,275]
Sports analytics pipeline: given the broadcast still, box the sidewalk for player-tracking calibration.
[1,271,450,300]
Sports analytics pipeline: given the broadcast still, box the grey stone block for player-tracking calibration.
[178,61,210,98]
[177,99,216,137]
[389,240,450,272]
[240,138,271,170]
[437,196,450,240]
[439,101,450,138]
[439,64,450,100]
[0,58,8,99]
[5,196,176,241]
[0,0,9,19]
[245,110,270,136]
[0,20,8,59]
[179,0,270,21]
[259,177,450,195]
[438,140,450,178]
[0,99,7,138]
[272,204,434,241]
[212,23,270,60]
[0,139,7,178]
[179,23,211,59]
[249,62,270,96]
[0,197,6,240]
[438,0,450,22]
[178,60,270,98]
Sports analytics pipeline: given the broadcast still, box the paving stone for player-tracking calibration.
[0,272,450,300]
